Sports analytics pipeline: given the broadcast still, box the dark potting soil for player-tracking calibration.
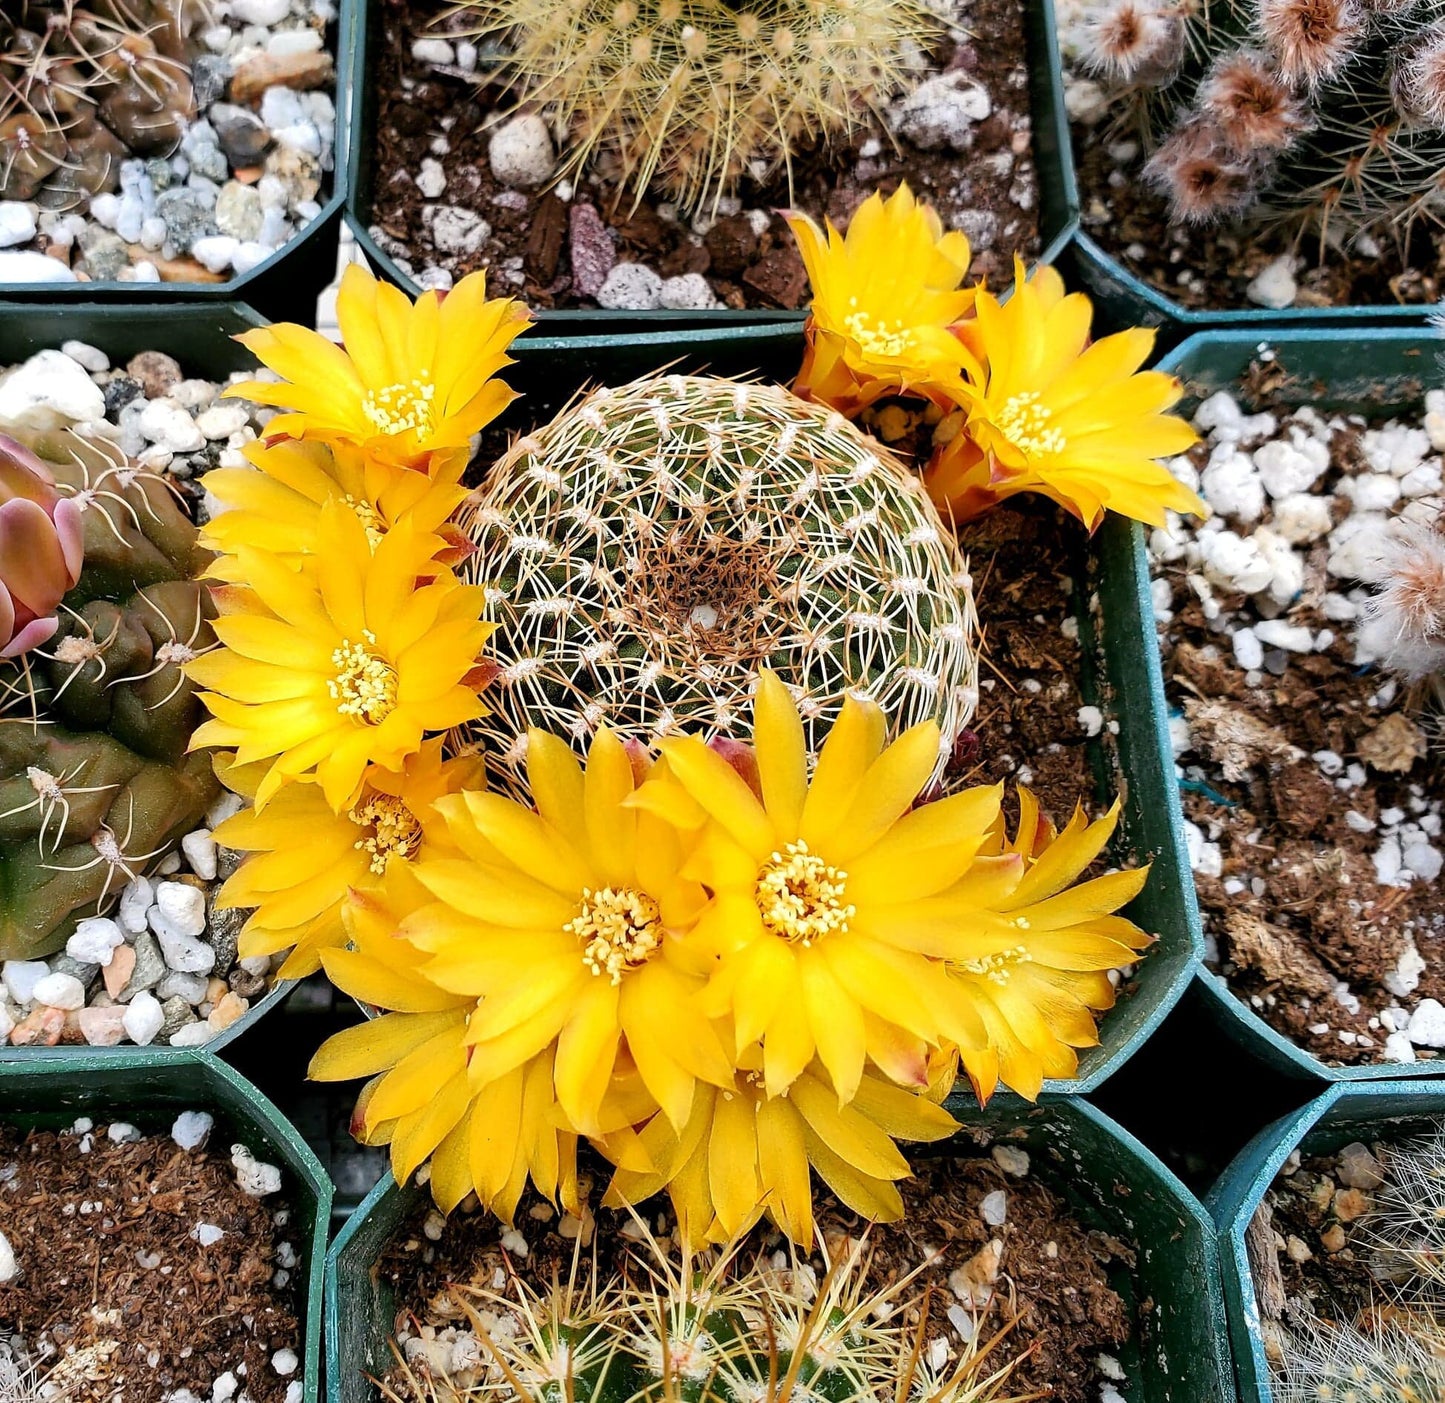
[952,501,1104,827]
[1073,130,1444,312]
[363,0,1041,311]
[0,1120,302,1403]
[375,1148,1130,1403]
[1161,417,1443,1066]
[1247,1141,1388,1357]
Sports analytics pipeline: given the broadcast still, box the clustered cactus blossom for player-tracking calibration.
[1077,0,1445,238]
[0,435,83,659]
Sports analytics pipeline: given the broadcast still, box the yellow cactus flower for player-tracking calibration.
[308,865,583,1220]
[788,183,979,418]
[225,263,530,472]
[600,1048,958,1245]
[926,260,1205,530]
[638,669,997,1101]
[208,740,482,978]
[640,670,1153,1105]
[187,499,494,812]
[401,727,736,1140]
[200,438,471,584]
[943,790,1154,1102]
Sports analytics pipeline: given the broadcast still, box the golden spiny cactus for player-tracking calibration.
[446,0,938,212]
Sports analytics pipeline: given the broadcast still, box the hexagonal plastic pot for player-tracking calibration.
[0,0,354,328]
[1063,231,1438,345]
[340,0,1079,330]
[1152,326,1445,1085]
[0,300,291,1056]
[0,1047,334,1402]
[325,1095,1232,1403]
[477,321,1202,1095]
[1208,1080,1445,1403]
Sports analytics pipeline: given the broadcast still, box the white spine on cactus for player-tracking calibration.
[458,374,978,792]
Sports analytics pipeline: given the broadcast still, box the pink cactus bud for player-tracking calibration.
[0,434,84,659]
[708,734,763,801]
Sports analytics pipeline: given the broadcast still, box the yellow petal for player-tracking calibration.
[800,696,886,850]
[753,669,807,838]
[308,1009,463,1081]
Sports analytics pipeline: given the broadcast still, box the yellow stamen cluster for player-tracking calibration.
[348,793,424,875]
[344,494,387,547]
[361,374,437,436]
[569,885,665,983]
[844,301,916,359]
[960,945,1033,986]
[996,391,1067,459]
[755,839,855,946]
[329,631,399,724]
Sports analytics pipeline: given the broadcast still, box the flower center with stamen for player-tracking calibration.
[996,392,1066,458]
[843,299,918,359]
[959,945,1033,985]
[755,840,854,946]
[361,373,437,436]
[328,630,397,724]
[344,495,387,547]
[568,886,663,983]
[348,793,423,874]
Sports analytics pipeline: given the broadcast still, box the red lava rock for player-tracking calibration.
[568,202,615,299]
[741,243,808,308]
[704,213,760,277]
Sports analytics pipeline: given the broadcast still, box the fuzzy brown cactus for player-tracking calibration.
[1077,0,1445,238]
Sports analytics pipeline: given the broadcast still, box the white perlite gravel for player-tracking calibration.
[1149,381,1445,1063]
[0,342,282,1047]
[0,0,337,286]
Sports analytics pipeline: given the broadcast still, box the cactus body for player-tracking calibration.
[458,374,978,792]
[0,437,218,959]
[426,1235,1018,1403]
[1079,0,1445,237]
[1,1,199,202]
[447,0,938,212]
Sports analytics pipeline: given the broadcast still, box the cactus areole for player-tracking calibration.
[0,432,219,960]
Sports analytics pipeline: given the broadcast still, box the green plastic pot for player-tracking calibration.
[325,1095,1232,1403]
[340,0,1080,328]
[0,300,294,1056]
[1208,1080,1445,1403]
[0,1047,333,1402]
[1151,327,1445,1084]
[1065,230,1439,346]
[0,0,354,328]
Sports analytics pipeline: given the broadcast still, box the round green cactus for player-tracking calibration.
[0,434,219,960]
[457,373,979,795]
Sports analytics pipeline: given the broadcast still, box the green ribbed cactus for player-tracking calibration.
[0,432,219,960]
[384,1232,1024,1403]
[458,374,979,795]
